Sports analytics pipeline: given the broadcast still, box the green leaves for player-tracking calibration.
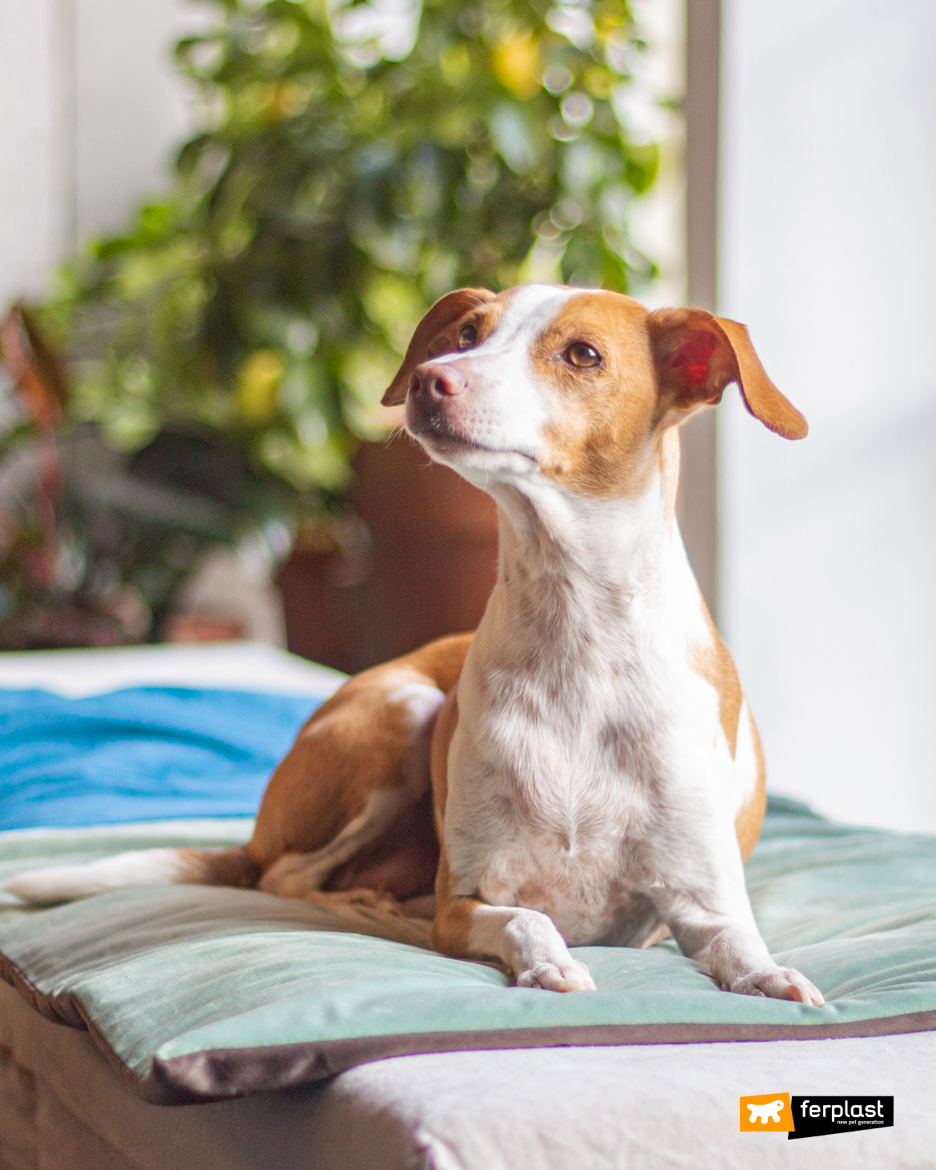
[54,0,659,514]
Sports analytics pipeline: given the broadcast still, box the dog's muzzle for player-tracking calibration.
[405,361,471,443]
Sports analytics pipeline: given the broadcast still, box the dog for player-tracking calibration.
[3,286,823,1005]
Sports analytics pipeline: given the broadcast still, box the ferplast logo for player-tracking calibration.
[741,1094,894,1139]
[789,1096,894,1140]
[739,1093,794,1132]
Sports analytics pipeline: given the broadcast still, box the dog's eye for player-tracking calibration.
[457,323,478,350]
[564,342,601,369]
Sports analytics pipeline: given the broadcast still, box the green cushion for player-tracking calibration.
[2,801,935,1104]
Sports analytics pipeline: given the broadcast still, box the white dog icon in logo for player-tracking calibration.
[746,1100,785,1125]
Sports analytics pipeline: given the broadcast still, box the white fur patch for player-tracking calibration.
[408,286,578,486]
[1,848,194,904]
[469,902,596,991]
[387,683,447,728]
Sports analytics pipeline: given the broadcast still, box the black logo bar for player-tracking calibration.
[789,1096,894,1140]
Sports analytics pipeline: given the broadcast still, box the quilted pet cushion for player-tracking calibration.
[2,802,936,1104]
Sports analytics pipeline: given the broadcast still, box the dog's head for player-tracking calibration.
[383,286,806,499]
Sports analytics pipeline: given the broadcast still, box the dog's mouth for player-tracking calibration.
[408,414,488,453]
[406,404,535,466]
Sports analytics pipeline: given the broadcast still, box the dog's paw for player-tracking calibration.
[731,967,824,1006]
[296,888,404,916]
[516,959,597,992]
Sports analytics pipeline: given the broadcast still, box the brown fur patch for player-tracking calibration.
[431,851,485,959]
[426,296,511,360]
[429,685,459,839]
[177,846,261,888]
[427,685,486,959]
[735,710,767,860]
[382,288,503,405]
[411,632,474,695]
[689,603,743,759]
[647,308,808,441]
[248,634,472,870]
[323,787,440,901]
[532,292,663,499]
[688,612,766,858]
[714,318,808,440]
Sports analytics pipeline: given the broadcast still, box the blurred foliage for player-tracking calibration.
[47,0,659,517]
[0,305,286,645]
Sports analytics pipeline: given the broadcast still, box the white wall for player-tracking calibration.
[720,0,936,831]
[0,0,73,308]
[73,0,204,240]
[0,0,201,311]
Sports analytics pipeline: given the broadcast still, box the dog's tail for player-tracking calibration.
[1,846,260,904]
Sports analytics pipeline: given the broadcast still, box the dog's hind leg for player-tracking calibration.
[250,637,472,905]
[258,789,409,900]
[2,634,470,907]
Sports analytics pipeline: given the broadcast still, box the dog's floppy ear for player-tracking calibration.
[382,288,496,406]
[647,307,807,439]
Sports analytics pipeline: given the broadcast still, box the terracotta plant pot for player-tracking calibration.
[277,434,499,673]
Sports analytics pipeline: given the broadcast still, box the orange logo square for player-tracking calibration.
[740,1093,794,1132]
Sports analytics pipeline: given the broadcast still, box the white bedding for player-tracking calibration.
[2,978,931,1170]
[323,1033,934,1169]
[0,640,345,698]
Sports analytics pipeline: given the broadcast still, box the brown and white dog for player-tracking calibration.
[4,287,823,1005]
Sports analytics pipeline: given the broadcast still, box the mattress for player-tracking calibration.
[1,642,933,1168]
[3,975,935,1170]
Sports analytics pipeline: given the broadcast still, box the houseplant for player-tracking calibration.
[13,0,661,649]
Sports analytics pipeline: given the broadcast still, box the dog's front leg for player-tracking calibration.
[433,895,596,992]
[697,923,824,1004]
[652,877,824,1006]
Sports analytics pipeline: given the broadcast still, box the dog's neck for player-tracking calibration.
[477,446,688,663]
[493,479,668,591]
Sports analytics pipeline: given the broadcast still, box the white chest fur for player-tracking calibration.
[443,478,756,947]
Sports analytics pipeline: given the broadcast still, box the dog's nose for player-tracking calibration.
[411,363,467,399]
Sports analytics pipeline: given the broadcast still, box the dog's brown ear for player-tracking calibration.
[382,288,496,406]
[647,307,807,440]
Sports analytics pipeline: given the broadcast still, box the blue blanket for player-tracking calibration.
[0,688,321,831]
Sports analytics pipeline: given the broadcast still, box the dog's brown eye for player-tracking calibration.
[457,323,478,349]
[565,342,601,368]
